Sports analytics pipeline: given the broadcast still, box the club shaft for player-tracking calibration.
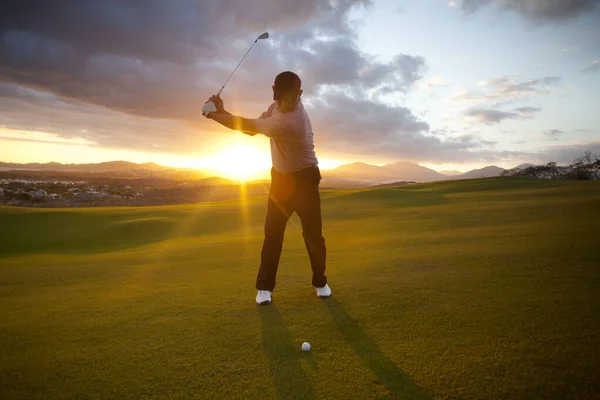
[217,39,258,96]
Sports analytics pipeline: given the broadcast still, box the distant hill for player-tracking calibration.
[0,160,519,187]
[0,161,211,180]
[322,161,447,185]
[509,163,536,172]
[371,180,417,188]
[321,161,513,187]
[0,161,173,172]
[381,161,448,181]
[440,170,463,176]
[454,166,505,180]
[323,162,394,181]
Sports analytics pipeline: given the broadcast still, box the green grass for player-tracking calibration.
[1,177,599,399]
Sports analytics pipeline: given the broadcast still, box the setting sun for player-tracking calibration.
[196,143,271,181]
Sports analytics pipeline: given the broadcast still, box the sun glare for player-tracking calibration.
[201,144,271,181]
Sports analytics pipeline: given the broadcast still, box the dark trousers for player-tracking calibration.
[256,166,327,291]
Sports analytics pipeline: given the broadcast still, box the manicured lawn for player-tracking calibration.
[1,177,599,399]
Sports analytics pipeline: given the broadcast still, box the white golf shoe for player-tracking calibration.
[316,284,332,298]
[256,290,272,305]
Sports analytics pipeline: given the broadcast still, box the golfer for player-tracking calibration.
[204,71,331,305]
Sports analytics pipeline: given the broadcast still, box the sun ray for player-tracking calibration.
[186,143,271,182]
[239,181,253,253]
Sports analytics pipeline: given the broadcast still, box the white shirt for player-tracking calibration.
[255,100,319,173]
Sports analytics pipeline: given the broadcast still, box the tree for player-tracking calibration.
[569,151,600,180]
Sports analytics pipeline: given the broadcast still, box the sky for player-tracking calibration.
[1,0,599,178]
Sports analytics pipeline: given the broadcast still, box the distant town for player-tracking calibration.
[1,155,598,207]
[0,168,270,207]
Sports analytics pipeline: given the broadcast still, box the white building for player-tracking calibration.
[29,189,47,199]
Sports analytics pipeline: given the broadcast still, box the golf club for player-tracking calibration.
[217,32,269,96]
[203,32,269,116]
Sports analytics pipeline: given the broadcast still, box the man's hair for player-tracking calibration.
[273,71,301,101]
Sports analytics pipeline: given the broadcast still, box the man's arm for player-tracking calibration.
[205,94,260,136]
[207,112,260,136]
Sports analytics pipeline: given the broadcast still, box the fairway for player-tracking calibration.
[1,177,599,399]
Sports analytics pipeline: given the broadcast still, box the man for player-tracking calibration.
[204,71,331,305]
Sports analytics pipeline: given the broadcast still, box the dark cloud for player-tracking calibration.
[302,92,516,163]
[513,106,541,114]
[307,92,429,147]
[459,0,600,21]
[0,0,478,165]
[0,0,441,160]
[272,36,426,95]
[0,0,386,120]
[543,129,564,140]
[0,0,357,63]
[465,106,540,124]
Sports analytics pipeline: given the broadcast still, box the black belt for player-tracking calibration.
[272,165,318,176]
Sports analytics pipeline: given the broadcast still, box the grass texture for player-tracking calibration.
[1,177,599,399]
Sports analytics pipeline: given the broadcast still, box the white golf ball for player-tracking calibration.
[302,342,311,352]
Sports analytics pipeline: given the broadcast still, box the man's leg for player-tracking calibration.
[256,175,293,291]
[294,176,327,288]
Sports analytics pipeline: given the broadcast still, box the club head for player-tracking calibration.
[257,32,269,40]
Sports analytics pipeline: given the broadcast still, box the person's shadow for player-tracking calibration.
[323,297,431,400]
[258,305,316,400]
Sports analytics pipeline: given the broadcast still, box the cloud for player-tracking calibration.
[0,0,358,64]
[0,83,204,154]
[426,76,449,88]
[308,92,463,160]
[541,141,600,164]
[0,0,395,121]
[274,36,426,96]
[543,129,564,140]
[581,59,600,74]
[0,0,426,119]
[481,75,561,95]
[513,106,541,115]
[448,1,457,7]
[0,0,484,164]
[458,0,600,21]
[452,75,562,105]
[0,1,584,167]
[465,109,517,123]
[0,81,518,163]
[464,106,540,124]
[499,140,600,166]
[0,0,444,160]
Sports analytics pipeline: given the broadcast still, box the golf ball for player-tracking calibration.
[302,342,311,352]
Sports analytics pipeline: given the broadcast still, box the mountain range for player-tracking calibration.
[0,161,208,180]
[320,161,506,187]
[0,160,511,187]
[0,161,172,172]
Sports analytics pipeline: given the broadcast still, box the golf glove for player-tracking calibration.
[202,101,217,116]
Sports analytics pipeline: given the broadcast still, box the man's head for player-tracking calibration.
[273,71,302,112]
